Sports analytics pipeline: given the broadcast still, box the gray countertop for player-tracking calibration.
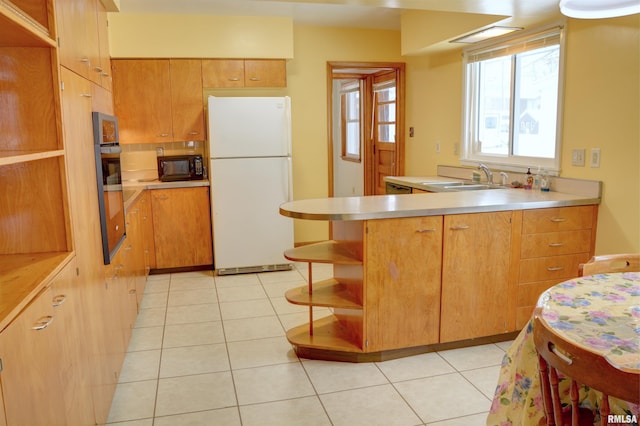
[280,176,600,221]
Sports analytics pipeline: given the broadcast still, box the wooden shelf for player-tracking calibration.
[0,150,64,166]
[284,240,362,264]
[0,1,55,47]
[286,315,362,353]
[0,251,74,332]
[285,278,362,309]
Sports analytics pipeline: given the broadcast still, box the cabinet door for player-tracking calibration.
[440,211,513,343]
[365,217,443,351]
[56,0,100,84]
[0,286,67,425]
[151,187,213,269]
[60,68,122,424]
[244,59,287,87]
[125,201,147,307]
[112,59,173,143]
[139,191,156,271]
[50,258,96,425]
[202,59,245,88]
[170,59,205,141]
[95,0,112,91]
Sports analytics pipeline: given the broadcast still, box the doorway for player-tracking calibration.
[327,61,405,196]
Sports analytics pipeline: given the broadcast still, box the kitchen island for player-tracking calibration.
[279,177,600,361]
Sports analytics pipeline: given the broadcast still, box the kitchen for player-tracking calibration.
[0,0,638,425]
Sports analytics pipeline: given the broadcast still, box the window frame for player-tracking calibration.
[340,79,363,162]
[460,25,567,175]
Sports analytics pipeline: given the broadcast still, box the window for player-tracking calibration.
[461,27,565,173]
[341,80,362,162]
[374,79,396,143]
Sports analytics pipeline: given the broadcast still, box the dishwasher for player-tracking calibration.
[385,181,412,194]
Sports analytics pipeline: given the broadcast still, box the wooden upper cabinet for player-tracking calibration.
[56,0,100,84]
[112,59,174,144]
[202,59,245,88]
[244,59,286,87]
[95,0,112,91]
[113,59,205,143]
[202,59,286,88]
[170,59,205,141]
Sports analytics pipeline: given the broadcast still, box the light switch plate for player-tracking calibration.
[590,148,601,168]
[572,149,585,167]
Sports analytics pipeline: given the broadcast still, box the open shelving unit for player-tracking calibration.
[0,0,73,329]
[283,222,366,356]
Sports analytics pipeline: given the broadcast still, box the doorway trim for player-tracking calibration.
[327,61,406,197]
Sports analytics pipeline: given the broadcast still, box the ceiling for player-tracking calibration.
[117,0,565,32]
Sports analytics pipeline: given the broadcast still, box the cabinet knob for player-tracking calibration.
[94,66,103,73]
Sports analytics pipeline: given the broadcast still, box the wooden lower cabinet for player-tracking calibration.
[0,258,95,426]
[514,205,597,327]
[365,216,442,351]
[151,187,213,269]
[440,211,515,343]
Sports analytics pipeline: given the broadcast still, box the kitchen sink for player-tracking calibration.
[419,181,504,192]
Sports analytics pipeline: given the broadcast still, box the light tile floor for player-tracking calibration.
[107,263,512,426]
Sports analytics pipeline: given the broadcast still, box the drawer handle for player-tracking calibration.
[80,57,90,63]
[156,195,169,201]
[229,77,240,81]
[52,294,66,307]
[80,93,92,98]
[548,242,565,247]
[249,77,260,81]
[32,315,54,331]
[416,228,436,233]
[129,289,136,295]
[189,131,200,135]
[159,133,170,137]
[94,66,103,73]
[450,225,470,230]
[547,266,564,271]
[550,217,567,223]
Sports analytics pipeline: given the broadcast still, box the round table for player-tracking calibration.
[486,272,640,425]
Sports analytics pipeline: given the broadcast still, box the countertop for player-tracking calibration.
[280,176,601,221]
[122,179,209,211]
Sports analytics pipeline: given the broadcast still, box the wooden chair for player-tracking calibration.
[579,253,640,276]
[533,310,640,426]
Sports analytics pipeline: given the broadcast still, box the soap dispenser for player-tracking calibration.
[540,169,550,192]
[525,168,533,190]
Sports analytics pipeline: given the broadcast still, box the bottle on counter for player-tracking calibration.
[525,168,533,190]
[540,169,550,192]
[533,166,541,190]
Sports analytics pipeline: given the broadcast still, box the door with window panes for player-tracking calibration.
[372,73,397,194]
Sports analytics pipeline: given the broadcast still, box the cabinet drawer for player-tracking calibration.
[522,206,594,234]
[519,253,590,283]
[520,230,592,258]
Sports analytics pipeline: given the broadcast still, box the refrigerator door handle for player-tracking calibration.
[287,157,293,202]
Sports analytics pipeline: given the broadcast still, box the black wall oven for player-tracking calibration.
[92,112,126,264]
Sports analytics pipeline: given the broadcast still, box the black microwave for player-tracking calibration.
[157,155,205,182]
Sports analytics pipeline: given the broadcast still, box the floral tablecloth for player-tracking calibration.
[487,272,640,426]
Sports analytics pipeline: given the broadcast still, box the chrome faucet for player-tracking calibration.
[500,172,509,186]
[478,163,493,184]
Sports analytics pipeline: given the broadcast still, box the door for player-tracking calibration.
[328,62,405,197]
[211,157,293,270]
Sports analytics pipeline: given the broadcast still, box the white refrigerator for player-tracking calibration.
[208,96,294,274]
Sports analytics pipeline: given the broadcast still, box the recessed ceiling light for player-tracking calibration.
[559,0,640,19]
[450,26,524,44]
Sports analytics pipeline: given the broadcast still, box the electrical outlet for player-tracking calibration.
[590,148,601,168]
[435,141,441,153]
[571,149,585,167]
